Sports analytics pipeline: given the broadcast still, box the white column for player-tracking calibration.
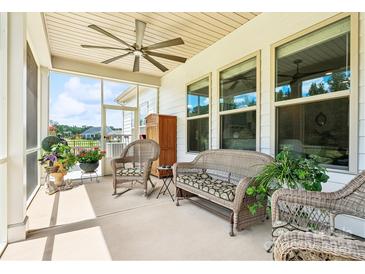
[38,67,49,184]
[7,12,28,243]
[211,72,219,149]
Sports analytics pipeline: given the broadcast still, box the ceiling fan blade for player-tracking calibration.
[101,52,131,64]
[88,24,133,49]
[133,55,140,72]
[135,20,146,50]
[145,51,187,63]
[81,45,130,50]
[143,54,168,72]
[299,69,331,78]
[143,38,184,51]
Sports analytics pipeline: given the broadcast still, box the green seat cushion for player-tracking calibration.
[118,167,143,176]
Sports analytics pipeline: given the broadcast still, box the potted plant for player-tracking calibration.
[39,143,77,187]
[246,147,329,215]
[76,147,106,173]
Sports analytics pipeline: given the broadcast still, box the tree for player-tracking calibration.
[276,89,288,101]
[308,82,327,96]
[48,121,93,139]
[328,71,350,92]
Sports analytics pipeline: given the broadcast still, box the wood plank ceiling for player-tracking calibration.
[43,12,260,77]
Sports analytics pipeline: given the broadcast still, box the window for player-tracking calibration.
[274,15,357,170]
[219,53,259,150]
[277,98,349,166]
[25,44,39,200]
[275,17,350,101]
[187,76,210,152]
[221,111,256,150]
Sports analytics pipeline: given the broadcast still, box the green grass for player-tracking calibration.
[65,139,100,148]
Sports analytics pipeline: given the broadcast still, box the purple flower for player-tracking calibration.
[46,154,57,163]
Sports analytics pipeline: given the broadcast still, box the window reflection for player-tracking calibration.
[187,78,209,117]
[275,17,350,101]
[187,77,210,152]
[220,58,256,111]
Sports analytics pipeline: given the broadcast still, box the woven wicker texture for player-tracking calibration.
[271,170,365,260]
[274,231,365,261]
[111,139,160,196]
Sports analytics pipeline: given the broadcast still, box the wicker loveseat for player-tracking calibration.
[173,149,274,236]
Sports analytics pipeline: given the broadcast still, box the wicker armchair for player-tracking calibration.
[111,139,160,197]
[271,170,365,259]
[274,231,365,261]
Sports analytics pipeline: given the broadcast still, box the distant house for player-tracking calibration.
[81,127,113,139]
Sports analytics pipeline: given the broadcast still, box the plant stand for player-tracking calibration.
[81,170,99,183]
[44,171,73,195]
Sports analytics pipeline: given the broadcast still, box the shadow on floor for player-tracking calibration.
[4,176,272,260]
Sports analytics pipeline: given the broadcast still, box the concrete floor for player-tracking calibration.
[1,176,273,260]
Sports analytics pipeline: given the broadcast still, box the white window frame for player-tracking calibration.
[0,12,8,255]
[217,51,261,151]
[185,73,212,154]
[270,13,359,174]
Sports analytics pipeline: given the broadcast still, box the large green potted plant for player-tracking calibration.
[76,147,106,173]
[246,147,329,215]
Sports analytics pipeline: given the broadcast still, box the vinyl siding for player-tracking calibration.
[159,12,365,237]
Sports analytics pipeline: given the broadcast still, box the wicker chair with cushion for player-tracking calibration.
[173,149,274,236]
[274,231,365,261]
[271,170,365,259]
[111,139,160,197]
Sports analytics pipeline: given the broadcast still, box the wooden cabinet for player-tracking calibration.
[146,114,177,178]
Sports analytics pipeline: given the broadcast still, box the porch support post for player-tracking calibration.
[39,67,49,185]
[40,67,49,141]
[7,12,28,243]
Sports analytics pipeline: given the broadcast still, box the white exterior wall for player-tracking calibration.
[121,86,158,136]
[159,12,365,236]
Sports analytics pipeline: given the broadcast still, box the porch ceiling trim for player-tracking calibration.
[51,55,161,87]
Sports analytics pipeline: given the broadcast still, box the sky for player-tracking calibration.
[49,71,134,127]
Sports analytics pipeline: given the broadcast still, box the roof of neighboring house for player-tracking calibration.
[81,127,113,135]
[106,130,126,136]
[115,86,137,104]
[116,85,153,104]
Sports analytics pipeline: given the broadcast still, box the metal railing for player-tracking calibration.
[66,136,132,156]
[66,139,101,155]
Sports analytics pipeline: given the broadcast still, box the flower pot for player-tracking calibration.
[51,172,66,187]
[79,162,99,173]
